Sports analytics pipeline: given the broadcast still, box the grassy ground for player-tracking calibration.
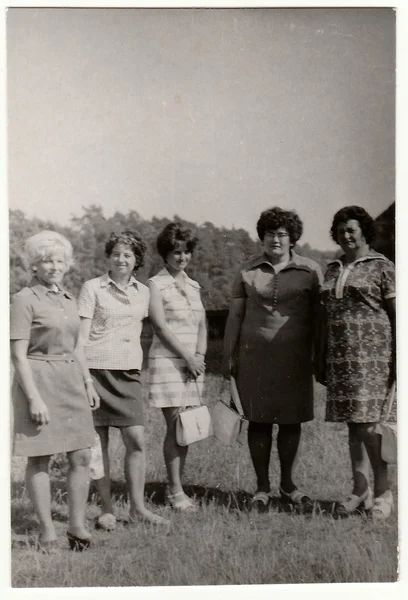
[10,374,398,587]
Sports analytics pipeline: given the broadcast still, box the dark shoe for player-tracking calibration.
[67,531,91,552]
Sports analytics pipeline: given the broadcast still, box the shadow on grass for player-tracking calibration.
[11,479,359,534]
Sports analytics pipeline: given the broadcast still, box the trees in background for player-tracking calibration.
[9,207,337,307]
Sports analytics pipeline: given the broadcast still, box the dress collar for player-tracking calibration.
[328,248,388,268]
[100,272,139,290]
[29,277,73,300]
[156,267,200,290]
[246,251,311,272]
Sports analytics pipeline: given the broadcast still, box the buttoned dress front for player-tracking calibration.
[148,268,205,408]
[321,250,396,423]
[232,252,322,424]
[10,279,95,457]
[78,273,150,427]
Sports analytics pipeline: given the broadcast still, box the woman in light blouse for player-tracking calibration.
[78,230,169,529]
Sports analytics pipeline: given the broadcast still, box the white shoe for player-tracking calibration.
[339,487,374,514]
[371,490,393,521]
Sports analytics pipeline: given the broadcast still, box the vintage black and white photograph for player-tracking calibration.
[6,4,399,589]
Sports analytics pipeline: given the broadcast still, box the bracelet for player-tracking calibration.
[195,352,205,357]
[84,377,94,386]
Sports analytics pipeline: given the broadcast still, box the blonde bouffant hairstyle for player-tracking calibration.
[22,231,74,272]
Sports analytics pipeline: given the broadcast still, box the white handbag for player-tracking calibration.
[212,376,248,446]
[377,383,397,464]
[176,379,213,446]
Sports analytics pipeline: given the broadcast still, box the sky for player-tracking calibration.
[7,7,395,250]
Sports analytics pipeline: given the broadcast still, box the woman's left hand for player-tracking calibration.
[85,381,100,410]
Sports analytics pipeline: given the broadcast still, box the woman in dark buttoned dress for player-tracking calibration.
[223,207,322,510]
[10,231,99,552]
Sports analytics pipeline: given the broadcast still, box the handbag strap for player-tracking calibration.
[230,376,245,417]
[382,382,396,422]
[180,377,202,411]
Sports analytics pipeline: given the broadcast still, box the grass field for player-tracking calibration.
[10,373,398,587]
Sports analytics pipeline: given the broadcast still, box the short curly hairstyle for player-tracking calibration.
[330,206,376,244]
[22,230,74,271]
[105,230,147,271]
[156,222,198,261]
[256,207,303,244]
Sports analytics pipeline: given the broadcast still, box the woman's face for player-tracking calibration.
[108,243,136,278]
[34,248,69,288]
[263,227,291,260]
[336,219,366,254]
[165,243,192,273]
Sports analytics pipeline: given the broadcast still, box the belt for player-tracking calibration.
[27,354,75,362]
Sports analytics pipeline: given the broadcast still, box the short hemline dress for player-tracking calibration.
[148,268,205,409]
[10,281,95,457]
[232,252,323,425]
[321,250,396,424]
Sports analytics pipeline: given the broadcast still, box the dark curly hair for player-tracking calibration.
[105,230,147,271]
[330,206,376,244]
[157,222,198,261]
[256,207,303,244]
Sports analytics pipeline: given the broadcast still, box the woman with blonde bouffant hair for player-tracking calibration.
[10,231,99,552]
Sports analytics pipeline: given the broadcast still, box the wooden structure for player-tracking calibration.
[372,202,395,262]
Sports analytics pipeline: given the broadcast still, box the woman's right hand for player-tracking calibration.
[28,395,50,426]
[185,353,206,379]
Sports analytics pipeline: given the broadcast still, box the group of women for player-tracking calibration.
[10,205,396,553]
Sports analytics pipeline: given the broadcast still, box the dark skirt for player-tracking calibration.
[90,369,144,427]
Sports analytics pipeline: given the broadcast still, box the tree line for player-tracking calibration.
[9,206,338,309]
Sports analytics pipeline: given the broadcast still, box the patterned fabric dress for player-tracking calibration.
[321,250,396,423]
[148,268,205,408]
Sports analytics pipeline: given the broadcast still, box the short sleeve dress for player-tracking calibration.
[148,268,205,408]
[10,280,95,457]
[320,250,396,423]
[232,252,323,424]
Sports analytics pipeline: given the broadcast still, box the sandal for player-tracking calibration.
[128,512,170,527]
[371,490,393,521]
[280,487,311,506]
[96,513,117,531]
[251,491,270,512]
[165,489,196,512]
[338,487,374,515]
[37,537,59,554]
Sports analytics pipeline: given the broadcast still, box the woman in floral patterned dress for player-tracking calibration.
[319,206,396,520]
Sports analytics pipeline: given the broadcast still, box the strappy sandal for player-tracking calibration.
[251,491,270,512]
[165,489,197,512]
[280,487,311,506]
[37,537,59,554]
[371,490,393,521]
[337,487,374,515]
[96,512,117,531]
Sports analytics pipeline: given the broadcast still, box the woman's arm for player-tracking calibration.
[194,312,208,371]
[385,297,396,382]
[148,281,205,378]
[11,339,50,425]
[76,317,100,410]
[222,298,246,378]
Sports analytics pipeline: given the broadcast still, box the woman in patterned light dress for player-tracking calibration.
[10,231,99,552]
[78,230,169,529]
[223,207,323,511]
[148,223,207,511]
[318,206,396,520]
